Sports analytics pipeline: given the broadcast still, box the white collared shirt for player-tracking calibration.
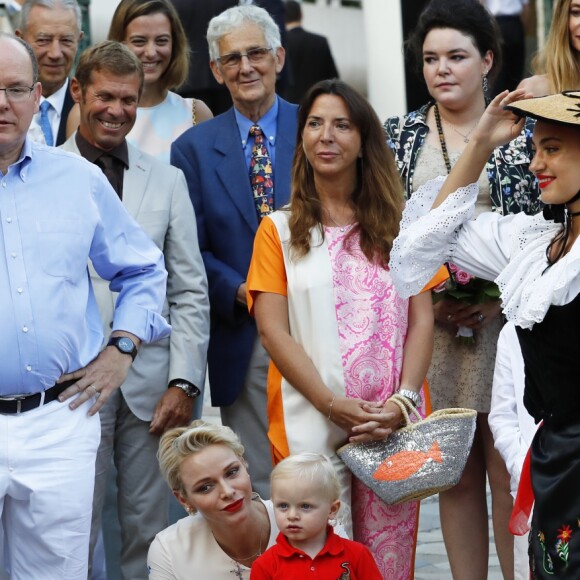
[29,79,70,145]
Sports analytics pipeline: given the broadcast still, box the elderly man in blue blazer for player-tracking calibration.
[172,4,298,497]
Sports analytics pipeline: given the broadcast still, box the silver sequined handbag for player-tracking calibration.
[337,394,477,505]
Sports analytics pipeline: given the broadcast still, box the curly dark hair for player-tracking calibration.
[407,0,502,83]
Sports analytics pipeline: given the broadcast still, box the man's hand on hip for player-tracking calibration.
[57,333,140,415]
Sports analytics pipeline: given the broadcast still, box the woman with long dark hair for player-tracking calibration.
[247,79,437,578]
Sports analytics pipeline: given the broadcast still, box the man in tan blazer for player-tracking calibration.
[61,41,209,579]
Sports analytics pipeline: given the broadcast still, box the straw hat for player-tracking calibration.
[505,91,580,127]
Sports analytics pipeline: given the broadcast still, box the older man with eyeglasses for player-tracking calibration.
[0,33,169,580]
[16,0,83,147]
[171,4,298,498]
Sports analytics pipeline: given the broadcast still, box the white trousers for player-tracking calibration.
[0,399,100,580]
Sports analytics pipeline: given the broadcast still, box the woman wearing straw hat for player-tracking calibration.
[389,88,580,578]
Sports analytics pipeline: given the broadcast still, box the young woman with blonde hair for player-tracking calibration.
[149,420,278,579]
[519,0,580,95]
[67,0,212,161]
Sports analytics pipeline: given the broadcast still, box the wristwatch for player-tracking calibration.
[398,388,422,408]
[107,336,138,361]
[169,379,201,399]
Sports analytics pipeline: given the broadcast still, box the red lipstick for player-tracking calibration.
[536,175,555,189]
[223,498,244,513]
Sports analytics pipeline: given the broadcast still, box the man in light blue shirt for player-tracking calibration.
[0,33,170,580]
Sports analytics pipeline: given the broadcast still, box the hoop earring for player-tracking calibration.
[482,72,489,103]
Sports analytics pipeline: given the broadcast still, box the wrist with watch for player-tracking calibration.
[107,337,200,399]
[169,379,201,399]
[398,388,422,408]
[107,336,138,361]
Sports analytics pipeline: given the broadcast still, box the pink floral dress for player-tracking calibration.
[327,226,420,579]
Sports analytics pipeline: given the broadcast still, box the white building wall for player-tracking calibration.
[90,0,118,42]
[89,0,407,120]
[362,0,406,120]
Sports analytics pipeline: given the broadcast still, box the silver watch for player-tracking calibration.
[169,380,201,399]
[398,388,421,408]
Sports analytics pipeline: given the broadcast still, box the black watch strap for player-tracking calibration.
[107,336,138,361]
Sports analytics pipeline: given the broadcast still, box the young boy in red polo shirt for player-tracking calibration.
[250,453,381,579]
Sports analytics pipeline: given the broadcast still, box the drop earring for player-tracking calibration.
[482,72,489,103]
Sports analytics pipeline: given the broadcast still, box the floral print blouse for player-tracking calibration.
[384,101,542,215]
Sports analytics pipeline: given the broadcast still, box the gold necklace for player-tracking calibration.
[445,119,478,143]
[324,207,355,232]
[433,103,478,145]
[226,498,267,564]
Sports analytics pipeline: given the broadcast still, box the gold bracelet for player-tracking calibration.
[327,394,336,421]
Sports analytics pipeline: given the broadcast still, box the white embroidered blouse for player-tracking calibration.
[389,176,580,329]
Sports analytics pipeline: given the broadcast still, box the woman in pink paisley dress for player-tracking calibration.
[247,80,438,578]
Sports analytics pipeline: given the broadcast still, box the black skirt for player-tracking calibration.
[529,421,580,578]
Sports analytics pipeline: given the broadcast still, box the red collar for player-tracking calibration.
[275,525,344,559]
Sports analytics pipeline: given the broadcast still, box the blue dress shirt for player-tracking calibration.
[0,140,170,395]
[234,96,279,171]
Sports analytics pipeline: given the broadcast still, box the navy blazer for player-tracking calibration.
[171,97,298,406]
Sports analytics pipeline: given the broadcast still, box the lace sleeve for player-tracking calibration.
[389,176,479,298]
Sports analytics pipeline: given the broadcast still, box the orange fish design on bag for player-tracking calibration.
[373,441,443,482]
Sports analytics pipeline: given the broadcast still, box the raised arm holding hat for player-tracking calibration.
[390,89,580,578]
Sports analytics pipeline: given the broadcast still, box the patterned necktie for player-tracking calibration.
[39,100,54,146]
[249,125,274,220]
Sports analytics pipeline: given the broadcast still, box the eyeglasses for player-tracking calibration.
[0,86,35,103]
[217,47,273,68]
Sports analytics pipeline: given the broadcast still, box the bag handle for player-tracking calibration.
[388,393,423,426]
